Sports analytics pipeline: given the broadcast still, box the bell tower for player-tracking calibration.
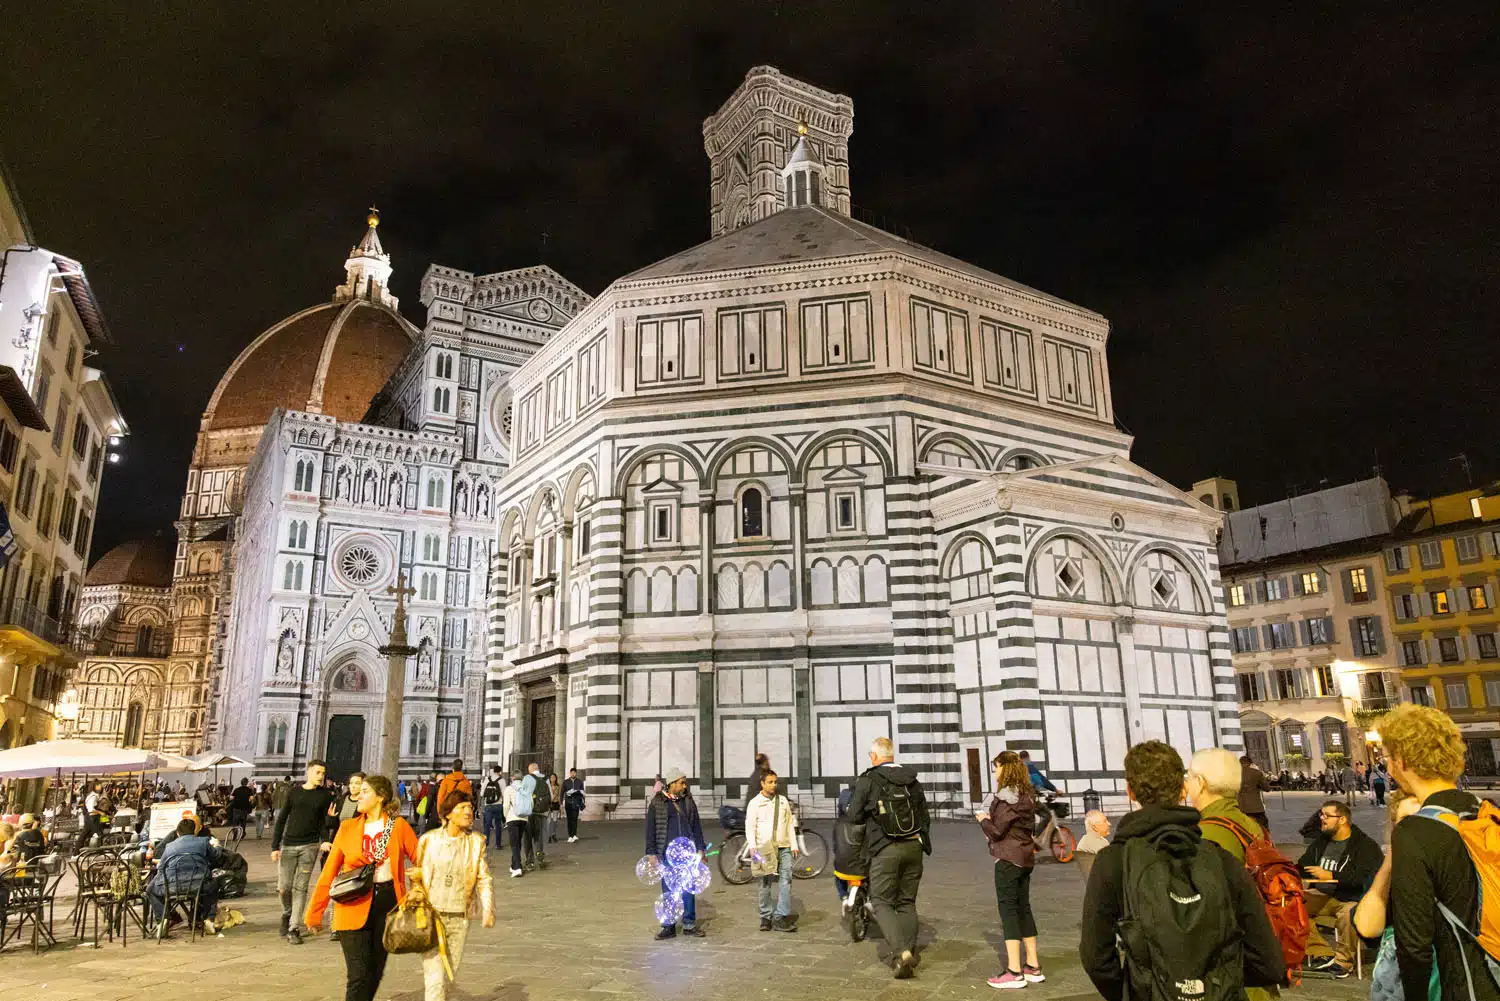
[334,207,398,309]
[702,66,854,236]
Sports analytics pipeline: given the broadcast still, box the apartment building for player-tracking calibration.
[1385,488,1500,775]
[0,158,125,808]
[1218,478,1401,773]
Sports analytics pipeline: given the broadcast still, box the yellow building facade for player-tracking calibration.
[1385,489,1500,775]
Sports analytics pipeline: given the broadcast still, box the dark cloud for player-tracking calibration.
[2,2,1495,555]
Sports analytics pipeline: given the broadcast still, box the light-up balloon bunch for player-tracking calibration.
[637,836,712,921]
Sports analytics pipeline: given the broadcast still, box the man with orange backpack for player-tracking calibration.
[1380,704,1500,1000]
[1188,747,1310,996]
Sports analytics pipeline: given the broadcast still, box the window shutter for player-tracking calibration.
[1341,571,1354,603]
[1458,587,1471,612]
[1298,619,1310,646]
[1262,624,1275,648]
[1256,581,1268,603]
[1420,592,1433,616]
[1291,573,1303,597]
[1370,616,1385,655]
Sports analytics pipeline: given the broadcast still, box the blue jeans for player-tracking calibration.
[758,848,793,920]
[660,878,696,929]
[482,804,506,848]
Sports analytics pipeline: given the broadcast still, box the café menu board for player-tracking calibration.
[148,801,198,841]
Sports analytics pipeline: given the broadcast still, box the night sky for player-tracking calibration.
[3,4,1496,559]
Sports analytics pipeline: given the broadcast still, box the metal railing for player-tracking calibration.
[0,595,70,645]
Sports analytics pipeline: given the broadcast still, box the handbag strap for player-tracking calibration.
[369,817,395,864]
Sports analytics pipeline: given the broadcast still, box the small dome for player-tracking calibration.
[204,300,416,432]
[86,537,175,588]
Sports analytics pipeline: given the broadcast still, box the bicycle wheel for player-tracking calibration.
[1050,824,1076,863]
[849,889,869,942]
[791,829,828,879]
[717,832,753,885]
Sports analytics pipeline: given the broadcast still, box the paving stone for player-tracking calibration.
[0,793,1374,999]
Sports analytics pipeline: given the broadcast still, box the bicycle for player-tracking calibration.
[715,802,829,885]
[1033,793,1076,863]
[839,875,873,941]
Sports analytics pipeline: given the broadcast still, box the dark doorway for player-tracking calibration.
[529,696,556,766]
[326,715,366,783]
[1244,730,1273,773]
[966,748,983,803]
[1466,737,1497,779]
[123,702,144,747]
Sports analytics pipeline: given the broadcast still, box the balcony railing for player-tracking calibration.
[0,595,72,646]
[1358,695,1399,711]
[71,631,172,658]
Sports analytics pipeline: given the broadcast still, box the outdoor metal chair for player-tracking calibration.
[153,852,210,944]
[73,854,140,947]
[0,860,56,953]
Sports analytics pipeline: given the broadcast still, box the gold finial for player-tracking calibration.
[797,122,808,136]
[367,206,380,228]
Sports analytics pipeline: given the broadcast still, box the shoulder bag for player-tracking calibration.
[751,797,783,878]
[329,817,393,903]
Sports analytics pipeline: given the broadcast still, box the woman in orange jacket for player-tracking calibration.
[305,774,419,1001]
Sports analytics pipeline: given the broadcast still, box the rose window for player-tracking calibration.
[339,545,381,585]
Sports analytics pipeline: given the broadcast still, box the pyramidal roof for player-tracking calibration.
[620,205,1100,319]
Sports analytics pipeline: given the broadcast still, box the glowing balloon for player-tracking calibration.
[662,863,689,895]
[653,893,685,925]
[635,854,664,884]
[665,837,698,870]
[682,860,712,895]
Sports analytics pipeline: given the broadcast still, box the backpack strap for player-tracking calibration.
[1414,804,1463,829]
[1200,816,1253,851]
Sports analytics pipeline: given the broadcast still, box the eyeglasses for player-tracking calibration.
[1319,811,1342,820]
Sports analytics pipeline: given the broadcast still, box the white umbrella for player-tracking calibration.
[0,739,167,779]
[190,752,254,771]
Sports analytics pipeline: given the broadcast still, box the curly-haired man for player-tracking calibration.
[1378,703,1500,999]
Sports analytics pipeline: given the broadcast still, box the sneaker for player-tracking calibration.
[681,926,705,938]
[510,868,523,878]
[987,971,1027,989]
[1328,963,1353,979]
[760,918,773,931]
[772,917,797,933]
[655,926,677,940]
[286,928,303,945]
[1022,965,1045,983]
[568,836,578,843]
[894,950,916,979]
[1304,956,1338,972]
[203,918,217,935]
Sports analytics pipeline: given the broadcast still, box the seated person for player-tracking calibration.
[1074,810,1112,880]
[1298,799,1384,978]
[146,818,228,925]
[10,815,47,863]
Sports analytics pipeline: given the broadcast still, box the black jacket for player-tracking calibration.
[846,762,930,858]
[1079,804,1287,1001]
[1391,789,1500,1001]
[1296,824,1384,902]
[644,791,705,857]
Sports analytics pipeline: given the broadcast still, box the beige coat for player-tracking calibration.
[745,792,799,851]
[415,828,494,919]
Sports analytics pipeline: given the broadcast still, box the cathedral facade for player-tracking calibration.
[484,67,1238,815]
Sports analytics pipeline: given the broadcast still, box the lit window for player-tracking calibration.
[1227,584,1247,607]
[1300,571,1321,595]
[1349,568,1370,601]
[1315,664,1336,697]
[1471,586,1490,611]
[1433,590,1452,615]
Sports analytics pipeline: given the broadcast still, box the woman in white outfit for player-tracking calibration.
[412,789,494,1001]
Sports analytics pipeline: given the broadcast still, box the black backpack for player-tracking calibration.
[1117,831,1243,1001]
[531,774,553,813]
[867,768,926,840]
[482,778,502,805]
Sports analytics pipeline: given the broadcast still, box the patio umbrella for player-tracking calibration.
[189,752,254,771]
[0,739,167,779]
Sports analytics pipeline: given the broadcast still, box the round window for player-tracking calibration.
[339,544,382,586]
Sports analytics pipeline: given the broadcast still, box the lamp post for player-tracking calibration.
[377,573,417,778]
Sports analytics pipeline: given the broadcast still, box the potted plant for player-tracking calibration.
[1284,752,1309,774]
[1323,751,1349,772]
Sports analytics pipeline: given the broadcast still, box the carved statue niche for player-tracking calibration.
[276,629,297,675]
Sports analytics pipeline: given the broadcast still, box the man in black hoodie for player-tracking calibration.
[1080,741,1286,1001]
[1297,799,1384,976]
[846,736,930,980]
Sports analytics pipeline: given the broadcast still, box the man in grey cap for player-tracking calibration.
[644,767,707,940]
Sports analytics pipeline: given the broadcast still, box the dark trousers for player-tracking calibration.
[993,860,1036,939]
[508,820,531,871]
[482,804,505,848]
[340,881,398,1001]
[566,803,579,838]
[527,813,546,860]
[868,837,924,956]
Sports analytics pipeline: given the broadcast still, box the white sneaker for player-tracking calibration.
[568,836,578,843]
[510,868,523,877]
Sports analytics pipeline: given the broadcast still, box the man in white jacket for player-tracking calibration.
[745,770,799,932]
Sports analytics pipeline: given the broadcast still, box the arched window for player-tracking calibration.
[297,522,308,548]
[426,477,445,509]
[122,702,144,747]
[740,487,765,538]
[134,625,155,655]
[283,561,296,589]
[294,562,305,590]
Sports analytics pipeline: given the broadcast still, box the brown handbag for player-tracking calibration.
[383,894,442,955]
